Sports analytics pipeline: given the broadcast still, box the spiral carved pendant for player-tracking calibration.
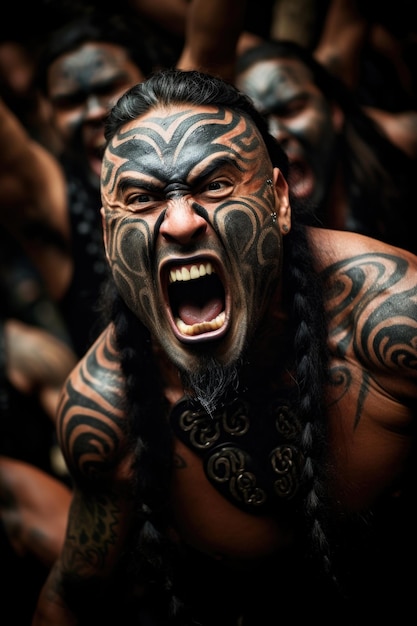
[170,397,304,514]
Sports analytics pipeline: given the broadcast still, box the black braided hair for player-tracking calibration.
[104,68,334,621]
[103,279,179,618]
[281,219,333,570]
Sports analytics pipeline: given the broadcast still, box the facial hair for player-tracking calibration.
[179,355,241,418]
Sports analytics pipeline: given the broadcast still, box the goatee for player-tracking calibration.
[179,356,240,417]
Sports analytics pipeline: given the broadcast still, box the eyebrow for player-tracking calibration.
[116,176,163,192]
[196,156,245,180]
[114,155,245,193]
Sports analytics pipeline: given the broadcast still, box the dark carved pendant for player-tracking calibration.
[170,396,304,515]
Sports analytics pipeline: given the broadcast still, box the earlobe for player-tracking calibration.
[272,167,291,234]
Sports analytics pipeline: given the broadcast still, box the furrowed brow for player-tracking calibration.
[117,176,161,193]
[196,156,244,181]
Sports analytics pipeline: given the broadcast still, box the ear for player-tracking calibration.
[272,167,291,235]
[100,206,111,263]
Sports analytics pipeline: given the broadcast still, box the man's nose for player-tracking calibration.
[84,94,107,120]
[268,115,289,144]
[159,198,208,245]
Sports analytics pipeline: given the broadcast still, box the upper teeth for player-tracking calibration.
[169,262,214,283]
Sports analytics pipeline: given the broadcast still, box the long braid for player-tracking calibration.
[108,284,188,622]
[282,218,335,579]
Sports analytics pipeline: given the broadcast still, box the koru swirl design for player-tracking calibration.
[170,396,304,514]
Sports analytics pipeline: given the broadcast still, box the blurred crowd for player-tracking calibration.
[0,0,416,622]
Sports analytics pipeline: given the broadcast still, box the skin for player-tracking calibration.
[4,318,77,421]
[0,456,71,567]
[0,97,70,300]
[46,42,146,187]
[314,0,417,159]
[363,106,417,159]
[101,103,290,376]
[31,102,417,625]
[235,56,346,225]
[0,0,247,303]
[0,319,76,568]
[45,0,247,188]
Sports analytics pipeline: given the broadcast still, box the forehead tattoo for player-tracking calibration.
[102,107,264,189]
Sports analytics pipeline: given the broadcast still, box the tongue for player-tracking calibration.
[178,297,223,325]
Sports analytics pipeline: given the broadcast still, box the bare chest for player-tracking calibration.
[168,381,414,559]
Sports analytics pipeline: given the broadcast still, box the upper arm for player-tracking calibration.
[320,235,417,401]
[56,326,128,481]
[0,98,70,298]
[313,0,368,89]
[0,98,69,238]
[176,0,247,83]
[56,326,136,578]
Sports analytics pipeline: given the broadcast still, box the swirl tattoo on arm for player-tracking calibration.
[57,329,128,482]
[322,252,417,425]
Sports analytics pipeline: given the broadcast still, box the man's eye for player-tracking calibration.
[204,180,231,193]
[129,192,153,204]
[137,193,152,202]
[276,96,307,119]
[52,94,85,110]
[207,181,222,191]
[124,189,165,213]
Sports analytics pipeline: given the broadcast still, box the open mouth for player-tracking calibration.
[167,260,227,340]
[288,159,314,200]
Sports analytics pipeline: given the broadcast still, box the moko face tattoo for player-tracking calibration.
[101,104,284,373]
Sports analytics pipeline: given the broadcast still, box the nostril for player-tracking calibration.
[192,225,207,239]
[162,232,176,244]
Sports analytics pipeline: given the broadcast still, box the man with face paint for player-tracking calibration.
[31,8,159,357]
[235,39,417,256]
[32,69,417,626]
[0,0,246,359]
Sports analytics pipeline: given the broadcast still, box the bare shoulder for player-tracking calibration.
[308,227,417,276]
[56,324,130,481]
[308,226,417,371]
[61,323,123,398]
[308,228,417,396]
